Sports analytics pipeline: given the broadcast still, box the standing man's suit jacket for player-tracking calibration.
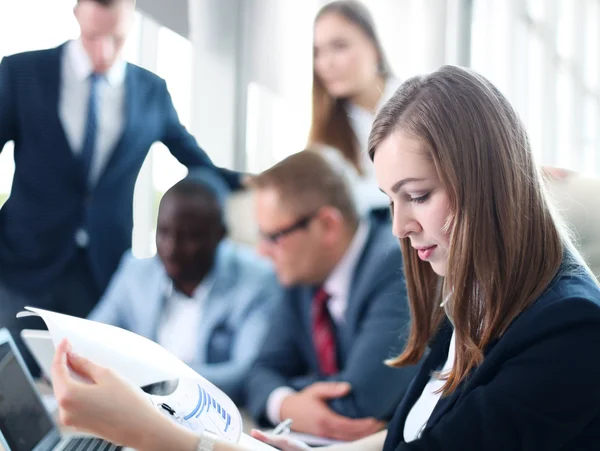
[89,239,282,403]
[246,216,419,424]
[0,43,240,295]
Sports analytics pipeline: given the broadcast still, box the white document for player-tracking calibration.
[17,307,275,448]
[18,307,195,387]
[238,434,283,450]
[287,431,346,446]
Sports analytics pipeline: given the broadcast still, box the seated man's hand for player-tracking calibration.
[279,382,384,441]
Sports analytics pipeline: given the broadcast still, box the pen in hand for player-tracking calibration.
[272,418,292,435]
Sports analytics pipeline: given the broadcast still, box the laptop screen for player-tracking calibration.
[0,342,57,451]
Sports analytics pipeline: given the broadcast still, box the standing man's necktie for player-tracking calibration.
[312,287,338,376]
[81,73,101,182]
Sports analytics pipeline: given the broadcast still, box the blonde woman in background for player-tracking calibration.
[309,0,401,213]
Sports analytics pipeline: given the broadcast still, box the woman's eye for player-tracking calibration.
[410,193,431,204]
[331,40,349,51]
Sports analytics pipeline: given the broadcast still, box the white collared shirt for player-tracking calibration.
[156,275,215,364]
[344,77,402,212]
[59,39,127,185]
[322,221,370,323]
[346,76,402,179]
[403,330,456,442]
[266,221,371,425]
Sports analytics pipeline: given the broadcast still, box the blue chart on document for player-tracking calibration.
[149,378,242,443]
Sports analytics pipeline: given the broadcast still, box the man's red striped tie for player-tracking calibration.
[312,287,338,376]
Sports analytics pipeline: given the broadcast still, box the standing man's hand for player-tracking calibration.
[241,174,255,187]
[279,382,385,441]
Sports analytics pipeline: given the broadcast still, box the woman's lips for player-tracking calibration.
[416,245,437,260]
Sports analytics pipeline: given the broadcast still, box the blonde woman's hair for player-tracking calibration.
[308,0,392,174]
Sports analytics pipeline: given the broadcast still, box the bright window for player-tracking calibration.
[471,0,600,174]
[139,26,192,255]
[151,26,191,195]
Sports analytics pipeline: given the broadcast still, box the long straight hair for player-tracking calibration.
[368,66,567,394]
[309,0,392,174]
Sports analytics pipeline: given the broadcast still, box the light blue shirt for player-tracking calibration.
[89,239,282,403]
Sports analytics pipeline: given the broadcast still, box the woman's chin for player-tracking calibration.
[429,260,447,277]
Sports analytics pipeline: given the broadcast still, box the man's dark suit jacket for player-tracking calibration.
[383,260,600,451]
[246,215,419,425]
[0,43,240,296]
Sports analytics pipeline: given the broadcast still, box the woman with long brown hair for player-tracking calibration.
[309,0,400,213]
[365,65,600,450]
[48,66,600,450]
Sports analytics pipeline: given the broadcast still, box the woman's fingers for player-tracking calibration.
[52,339,103,428]
[52,338,102,385]
[250,429,269,441]
[251,429,311,451]
[52,340,84,428]
[52,339,73,392]
[66,348,104,384]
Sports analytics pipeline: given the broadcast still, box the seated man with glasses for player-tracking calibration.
[245,150,418,442]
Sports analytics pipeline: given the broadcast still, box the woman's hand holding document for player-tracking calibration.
[18,306,278,450]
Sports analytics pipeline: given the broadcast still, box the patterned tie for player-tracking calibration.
[312,287,338,375]
[80,73,101,182]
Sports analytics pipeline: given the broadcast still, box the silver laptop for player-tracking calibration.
[0,328,121,451]
[20,330,54,382]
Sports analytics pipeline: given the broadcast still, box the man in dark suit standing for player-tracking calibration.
[245,150,418,442]
[0,0,240,371]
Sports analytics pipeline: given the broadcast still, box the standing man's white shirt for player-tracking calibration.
[266,221,370,425]
[156,275,215,363]
[59,39,126,186]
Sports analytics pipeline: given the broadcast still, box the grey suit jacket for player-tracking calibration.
[246,216,419,425]
[89,239,282,403]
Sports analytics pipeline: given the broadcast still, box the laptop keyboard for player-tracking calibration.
[62,437,122,451]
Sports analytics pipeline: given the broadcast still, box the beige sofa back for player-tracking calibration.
[547,175,600,280]
[225,191,259,246]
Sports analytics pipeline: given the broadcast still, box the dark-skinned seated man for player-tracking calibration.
[89,169,281,403]
[245,150,419,441]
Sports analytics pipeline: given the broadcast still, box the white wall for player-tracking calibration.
[243,0,319,172]
[188,0,242,170]
[136,0,189,37]
[471,0,600,173]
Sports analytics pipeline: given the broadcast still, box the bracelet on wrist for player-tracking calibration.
[196,430,218,451]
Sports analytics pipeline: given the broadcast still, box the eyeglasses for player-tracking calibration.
[260,212,317,244]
